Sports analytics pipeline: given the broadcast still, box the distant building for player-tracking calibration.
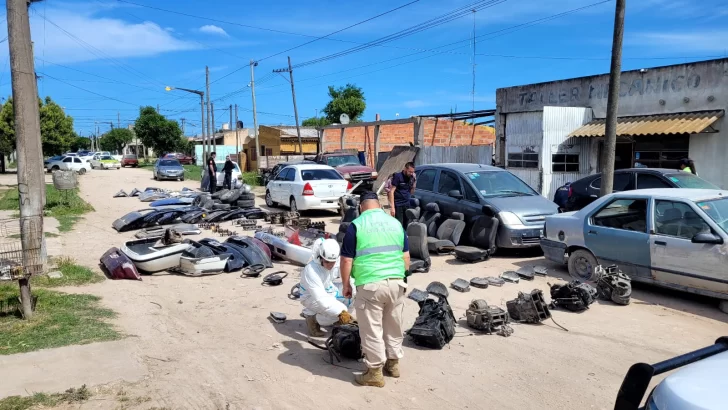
[244,125,320,170]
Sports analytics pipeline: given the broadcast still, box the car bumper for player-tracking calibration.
[497,225,545,248]
[102,163,120,169]
[158,174,184,180]
[540,238,567,263]
[298,196,341,211]
[348,179,373,192]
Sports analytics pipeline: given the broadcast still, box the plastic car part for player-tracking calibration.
[426,281,449,298]
[407,294,456,349]
[595,265,632,306]
[407,288,429,303]
[466,299,511,336]
[113,189,128,198]
[240,264,266,278]
[533,265,548,276]
[516,266,535,281]
[506,290,551,324]
[262,271,288,286]
[100,247,141,280]
[454,246,489,263]
[500,271,520,283]
[289,283,301,299]
[235,219,259,231]
[450,278,471,293]
[486,277,505,287]
[270,312,287,324]
[549,281,598,312]
[129,188,141,197]
[470,277,489,289]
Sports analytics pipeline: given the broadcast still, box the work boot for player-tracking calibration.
[383,359,400,378]
[305,315,325,337]
[355,367,385,388]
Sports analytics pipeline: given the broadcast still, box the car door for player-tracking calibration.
[271,168,290,203]
[60,157,73,170]
[413,168,438,210]
[433,169,464,219]
[649,199,728,294]
[74,157,84,171]
[584,196,651,278]
[282,166,298,202]
[586,172,634,198]
[458,176,483,223]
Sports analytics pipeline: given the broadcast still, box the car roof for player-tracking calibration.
[290,164,337,171]
[417,163,502,173]
[612,188,728,201]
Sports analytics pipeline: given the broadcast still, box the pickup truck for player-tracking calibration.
[315,152,377,192]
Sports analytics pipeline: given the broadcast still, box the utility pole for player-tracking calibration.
[273,56,303,154]
[117,111,120,129]
[156,104,160,113]
[180,118,186,136]
[235,104,240,159]
[7,0,45,319]
[250,60,261,169]
[229,104,233,148]
[211,102,216,153]
[599,0,625,197]
[471,9,477,112]
[205,66,211,162]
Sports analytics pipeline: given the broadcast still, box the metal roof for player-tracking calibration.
[418,163,502,172]
[269,126,320,139]
[568,110,724,138]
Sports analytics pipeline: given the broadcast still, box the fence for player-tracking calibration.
[257,155,307,169]
[414,145,493,166]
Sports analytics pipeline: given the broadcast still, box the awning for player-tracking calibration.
[568,110,724,138]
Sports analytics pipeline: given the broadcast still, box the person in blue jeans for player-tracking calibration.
[387,162,416,229]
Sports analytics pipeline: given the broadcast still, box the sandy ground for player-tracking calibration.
[2,166,728,409]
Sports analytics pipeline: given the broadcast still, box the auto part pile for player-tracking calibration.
[450,278,470,293]
[407,282,456,349]
[234,219,261,231]
[549,281,597,312]
[595,265,632,305]
[465,299,512,337]
[506,290,551,324]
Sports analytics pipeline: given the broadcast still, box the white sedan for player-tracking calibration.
[265,164,350,213]
[47,156,92,174]
[215,161,242,187]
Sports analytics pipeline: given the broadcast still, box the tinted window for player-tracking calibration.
[655,200,710,239]
[461,178,479,202]
[592,198,647,233]
[590,173,631,191]
[417,169,437,191]
[101,156,114,160]
[277,168,291,181]
[437,171,460,195]
[636,174,671,189]
[466,171,536,197]
[301,169,343,181]
[285,169,297,181]
[63,157,72,163]
[665,173,719,189]
[159,160,181,167]
[74,158,82,163]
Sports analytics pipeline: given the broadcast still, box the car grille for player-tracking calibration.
[521,237,541,245]
[522,213,549,224]
[350,172,372,181]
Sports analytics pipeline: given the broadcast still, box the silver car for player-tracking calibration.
[153,159,185,181]
[541,188,728,313]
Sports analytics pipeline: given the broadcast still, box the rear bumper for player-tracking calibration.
[540,238,567,264]
[101,163,120,169]
[298,196,341,211]
[497,225,544,249]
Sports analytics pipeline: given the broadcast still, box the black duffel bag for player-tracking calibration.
[407,295,456,349]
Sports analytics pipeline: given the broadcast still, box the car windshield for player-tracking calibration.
[159,160,181,167]
[101,156,114,160]
[216,162,240,172]
[695,198,728,234]
[664,173,719,189]
[301,169,343,181]
[465,171,536,197]
[327,155,360,167]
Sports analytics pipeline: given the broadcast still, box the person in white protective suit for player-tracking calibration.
[300,238,356,337]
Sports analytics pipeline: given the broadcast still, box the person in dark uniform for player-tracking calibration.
[387,162,416,229]
[207,152,217,193]
[222,155,235,190]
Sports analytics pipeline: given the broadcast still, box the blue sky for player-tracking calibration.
[1,0,726,137]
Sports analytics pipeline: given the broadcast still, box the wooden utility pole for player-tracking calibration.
[250,60,260,168]
[235,104,240,158]
[205,66,211,161]
[211,102,216,153]
[180,118,186,136]
[273,56,303,154]
[599,0,626,197]
[229,104,233,150]
[7,0,45,319]
[117,112,120,129]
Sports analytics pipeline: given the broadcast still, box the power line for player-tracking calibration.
[40,73,139,106]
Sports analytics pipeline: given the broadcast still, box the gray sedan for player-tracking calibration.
[413,163,559,249]
[153,159,185,181]
[541,188,728,313]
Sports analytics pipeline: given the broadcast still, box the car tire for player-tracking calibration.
[153,174,157,180]
[51,166,60,171]
[265,191,277,207]
[290,197,298,213]
[78,168,87,175]
[239,192,255,201]
[568,249,598,281]
[237,199,255,209]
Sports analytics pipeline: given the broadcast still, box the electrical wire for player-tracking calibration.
[39,73,139,106]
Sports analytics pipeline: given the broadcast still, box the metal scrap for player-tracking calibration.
[465,299,512,337]
[506,290,551,324]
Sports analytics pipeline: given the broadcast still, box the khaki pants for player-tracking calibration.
[355,278,407,369]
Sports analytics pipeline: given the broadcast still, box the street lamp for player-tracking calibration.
[165,86,206,162]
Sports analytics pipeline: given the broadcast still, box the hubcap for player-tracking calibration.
[266,192,272,205]
[291,199,297,212]
[574,256,592,279]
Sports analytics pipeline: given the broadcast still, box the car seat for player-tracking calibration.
[454,209,500,262]
[405,198,421,226]
[658,208,683,236]
[427,212,466,254]
[419,203,441,237]
[341,197,360,224]
[406,222,430,273]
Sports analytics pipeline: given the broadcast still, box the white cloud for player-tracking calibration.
[199,25,229,37]
[403,99,430,108]
[630,31,728,53]
[18,7,197,64]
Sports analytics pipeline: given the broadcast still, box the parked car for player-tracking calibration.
[90,155,120,170]
[93,151,111,158]
[121,154,138,167]
[47,156,92,174]
[164,153,196,165]
[265,164,351,213]
[262,160,316,186]
[214,161,242,187]
[153,159,185,181]
[44,155,64,171]
[565,168,719,211]
[414,163,558,249]
[541,188,728,313]
[314,152,377,191]
[615,337,728,410]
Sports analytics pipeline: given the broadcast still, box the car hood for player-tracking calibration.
[486,195,559,218]
[652,351,728,410]
[335,165,373,173]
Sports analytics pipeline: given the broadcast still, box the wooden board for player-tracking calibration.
[372,145,419,193]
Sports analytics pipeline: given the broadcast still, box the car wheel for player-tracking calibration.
[181,177,185,181]
[265,191,277,207]
[290,197,298,213]
[568,249,598,281]
[51,166,60,171]
[153,173,157,180]
[78,168,87,175]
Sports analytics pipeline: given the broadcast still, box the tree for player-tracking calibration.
[177,137,195,155]
[302,116,331,127]
[133,106,183,156]
[322,83,366,124]
[100,128,133,153]
[70,135,91,151]
[0,98,15,155]
[39,97,76,155]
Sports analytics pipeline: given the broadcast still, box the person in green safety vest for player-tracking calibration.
[340,191,410,388]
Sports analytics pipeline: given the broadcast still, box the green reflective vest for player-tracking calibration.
[351,208,406,287]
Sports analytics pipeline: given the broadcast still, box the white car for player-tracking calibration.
[89,155,121,170]
[265,164,350,213]
[214,161,242,187]
[47,156,92,174]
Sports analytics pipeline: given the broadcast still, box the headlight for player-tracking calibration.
[343,173,351,180]
[498,211,523,226]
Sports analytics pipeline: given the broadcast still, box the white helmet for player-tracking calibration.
[318,238,340,263]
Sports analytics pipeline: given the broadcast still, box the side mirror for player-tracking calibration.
[692,232,723,245]
[482,205,496,217]
[448,190,463,199]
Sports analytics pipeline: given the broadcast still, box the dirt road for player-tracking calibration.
[9,167,728,409]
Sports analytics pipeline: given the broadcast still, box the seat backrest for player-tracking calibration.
[451,212,465,221]
[436,216,466,245]
[406,222,430,263]
[419,203,441,237]
[469,215,500,252]
[405,208,421,225]
[341,200,360,224]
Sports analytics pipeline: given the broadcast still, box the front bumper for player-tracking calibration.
[348,179,374,192]
[497,224,545,248]
[298,196,341,211]
[540,238,567,263]
[101,163,120,169]
[158,173,184,180]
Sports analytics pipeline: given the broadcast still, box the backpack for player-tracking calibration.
[407,295,456,349]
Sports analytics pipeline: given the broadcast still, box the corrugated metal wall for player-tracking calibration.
[415,145,493,167]
[541,107,594,200]
[505,111,543,191]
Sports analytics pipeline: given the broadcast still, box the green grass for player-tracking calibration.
[33,258,105,288]
[183,164,202,181]
[242,171,260,186]
[0,385,91,410]
[0,185,94,233]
